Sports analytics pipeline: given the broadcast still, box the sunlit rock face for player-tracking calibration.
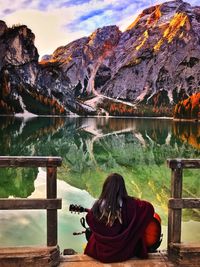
[42,0,200,115]
[44,26,121,97]
[101,0,200,109]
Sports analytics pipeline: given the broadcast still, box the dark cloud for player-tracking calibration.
[2,8,15,15]
[22,0,33,6]
[38,0,54,11]
[58,0,91,8]
[79,6,112,21]
[66,7,113,33]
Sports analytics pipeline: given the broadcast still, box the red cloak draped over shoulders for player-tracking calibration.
[84,197,154,263]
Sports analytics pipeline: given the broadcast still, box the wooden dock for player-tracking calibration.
[0,247,199,267]
[59,252,176,267]
[0,157,199,267]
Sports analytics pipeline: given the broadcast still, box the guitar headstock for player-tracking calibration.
[69,204,87,213]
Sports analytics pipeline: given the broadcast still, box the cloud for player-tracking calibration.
[65,0,153,34]
[66,0,200,34]
[67,8,114,34]
[2,8,15,15]
[1,0,200,57]
[59,0,91,8]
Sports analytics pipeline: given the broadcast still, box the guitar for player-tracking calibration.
[69,204,162,252]
[144,212,162,252]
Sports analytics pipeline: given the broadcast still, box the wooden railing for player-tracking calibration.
[0,156,62,247]
[167,159,200,261]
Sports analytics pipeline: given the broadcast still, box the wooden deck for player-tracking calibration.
[0,247,199,267]
[59,252,176,267]
[0,246,60,267]
[0,157,199,266]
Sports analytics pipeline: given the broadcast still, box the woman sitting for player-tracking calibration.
[84,173,154,263]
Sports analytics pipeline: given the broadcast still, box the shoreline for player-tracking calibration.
[0,114,199,122]
[0,114,173,120]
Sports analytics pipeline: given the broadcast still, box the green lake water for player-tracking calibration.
[0,116,199,252]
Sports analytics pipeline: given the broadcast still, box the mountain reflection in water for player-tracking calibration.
[0,116,199,250]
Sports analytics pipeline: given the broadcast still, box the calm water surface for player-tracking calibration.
[0,116,199,252]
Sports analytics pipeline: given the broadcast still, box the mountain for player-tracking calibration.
[0,21,96,115]
[0,0,200,116]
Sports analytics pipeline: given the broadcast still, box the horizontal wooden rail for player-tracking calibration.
[168,198,200,209]
[0,198,62,210]
[167,159,200,169]
[0,156,62,167]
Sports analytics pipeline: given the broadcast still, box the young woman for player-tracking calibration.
[84,173,154,263]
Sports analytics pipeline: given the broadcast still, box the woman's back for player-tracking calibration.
[84,195,154,263]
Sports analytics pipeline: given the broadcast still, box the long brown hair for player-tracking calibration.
[92,173,128,226]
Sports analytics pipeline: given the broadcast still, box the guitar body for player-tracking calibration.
[144,213,162,252]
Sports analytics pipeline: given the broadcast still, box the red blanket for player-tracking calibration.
[84,197,154,263]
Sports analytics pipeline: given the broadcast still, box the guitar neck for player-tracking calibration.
[69,204,89,213]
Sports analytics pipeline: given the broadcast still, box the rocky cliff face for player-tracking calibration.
[0,21,39,113]
[0,21,97,115]
[41,26,121,97]
[100,0,200,110]
[0,0,200,116]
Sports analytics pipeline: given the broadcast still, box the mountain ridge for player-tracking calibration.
[0,0,200,116]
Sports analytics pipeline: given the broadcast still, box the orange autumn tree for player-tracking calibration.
[109,102,136,116]
[174,92,200,120]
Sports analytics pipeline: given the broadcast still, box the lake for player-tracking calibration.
[0,116,199,252]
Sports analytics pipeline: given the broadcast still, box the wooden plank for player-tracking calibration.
[170,168,182,243]
[168,198,200,209]
[0,156,62,167]
[0,198,62,210]
[167,208,182,244]
[173,209,182,243]
[47,167,57,247]
[47,167,57,199]
[167,159,200,169]
[59,253,169,262]
[0,246,60,267]
[0,246,58,256]
[170,243,200,251]
[47,210,57,246]
[168,168,182,246]
[59,252,176,267]
[168,243,200,266]
[171,168,182,198]
[168,208,173,249]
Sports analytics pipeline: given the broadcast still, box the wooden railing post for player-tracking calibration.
[167,159,200,265]
[0,157,62,247]
[47,167,57,246]
[168,161,183,251]
[0,156,62,265]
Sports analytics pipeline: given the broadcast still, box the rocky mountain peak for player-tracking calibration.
[100,0,200,111]
[126,0,194,43]
[41,25,121,97]
[1,24,39,67]
[0,1,199,117]
[88,25,121,47]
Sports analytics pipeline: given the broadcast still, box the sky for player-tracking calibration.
[1,0,199,57]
